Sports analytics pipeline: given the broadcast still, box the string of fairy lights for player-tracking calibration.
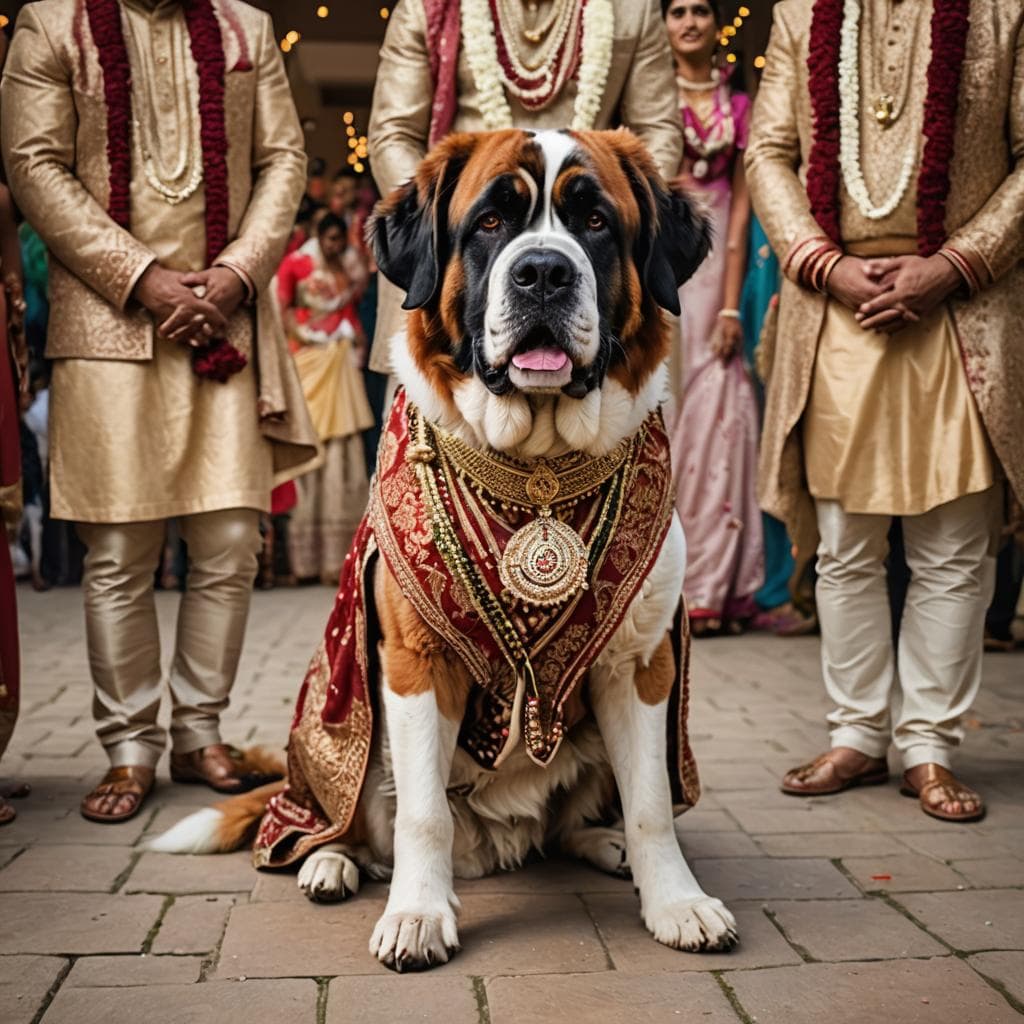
[279,4,390,54]
[718,5,767,71]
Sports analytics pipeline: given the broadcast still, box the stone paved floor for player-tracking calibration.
[1,584,1022,1024]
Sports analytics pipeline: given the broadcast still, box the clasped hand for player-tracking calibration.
[133,264,246,346]
[827,254,962,334]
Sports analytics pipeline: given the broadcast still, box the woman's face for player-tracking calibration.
[664,3,719,63]
[319,225,345,260]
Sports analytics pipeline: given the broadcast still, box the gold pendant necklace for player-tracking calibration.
[498,463,589,607]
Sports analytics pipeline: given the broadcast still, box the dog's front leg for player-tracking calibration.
[369,669,465,971]
[590,653,737,952]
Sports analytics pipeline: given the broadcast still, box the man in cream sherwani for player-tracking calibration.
[2,0,319,821]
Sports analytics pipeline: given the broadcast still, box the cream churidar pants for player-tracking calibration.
[76,510,262,768]
[815,487,998,770]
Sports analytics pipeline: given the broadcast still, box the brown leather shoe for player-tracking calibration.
[81,766,155,823]
[781,748,889,796]
[169,743,277,794]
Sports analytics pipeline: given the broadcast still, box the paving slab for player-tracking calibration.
[151,895,238,954]
[217,892,607,979]
[0,893,165,954]
[486,971,739,1024]
[726,957,1020,1024]
[0,810,151,847]
[0,955,68,1024]
[841,853,967,893]
[753,832,908,858]
[699,762,780,790]
[766,898,946,961]
[325,975,480,1023]
[0,844,134,892]
[582,895,802,972]
[249,870,306,903]
[894,890,1024,951]
[39,978,317,1024]
[124,851,256,894]
[988,829,1024,855]
[678,830,762,859]
[692,857,860,901]
[951,857,1024,889]
[672,808,740,832]
[65,955,203,987]
[726,803,868,835]
[968,951,1024,1006]
[894,830,1017,860]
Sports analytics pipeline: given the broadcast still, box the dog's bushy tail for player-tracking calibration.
[146,749,286,855]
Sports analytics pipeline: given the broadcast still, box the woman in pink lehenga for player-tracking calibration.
[662,0,763,637]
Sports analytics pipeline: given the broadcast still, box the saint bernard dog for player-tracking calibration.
[152,128,738,969]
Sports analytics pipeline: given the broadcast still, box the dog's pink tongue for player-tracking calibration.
[511,347,569,372]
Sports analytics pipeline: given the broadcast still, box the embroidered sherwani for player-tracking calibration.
[0,0,319,768]
[747,0,1024,547]
[366,0,683,375]
[1,0,318,522]
[746,0,1024,770]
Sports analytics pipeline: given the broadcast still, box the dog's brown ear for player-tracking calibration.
[368,134,478,311]
[618,156,712,316]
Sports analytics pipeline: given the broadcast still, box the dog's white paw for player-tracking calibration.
[644,895,738,952]
[297,846,360,904]
[369,907,460,971]
[565,826,631,878]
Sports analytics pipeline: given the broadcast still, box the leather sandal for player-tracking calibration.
[169,743,275,794]
[80,766,155,823]
[900,764,986,823]
[0,782,30,825]
[781,749,889,796]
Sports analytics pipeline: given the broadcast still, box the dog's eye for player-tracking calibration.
[587,212,606,231]
[479,212,502,232]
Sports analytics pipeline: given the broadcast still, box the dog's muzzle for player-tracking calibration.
[502,248,580,393]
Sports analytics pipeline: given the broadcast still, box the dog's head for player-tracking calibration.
[370,129,710,453]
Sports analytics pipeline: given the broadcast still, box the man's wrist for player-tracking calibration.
[936,249,977,297]
[213,261,255,304]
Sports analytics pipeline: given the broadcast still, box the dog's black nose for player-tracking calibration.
[510,249,576,301]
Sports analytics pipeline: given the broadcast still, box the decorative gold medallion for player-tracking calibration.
[499,513,588,607]
[873,93,895,127]
[525,461,560,504]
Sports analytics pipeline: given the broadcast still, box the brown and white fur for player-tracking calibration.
[151,129,737,969]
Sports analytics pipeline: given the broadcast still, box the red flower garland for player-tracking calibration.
[918,0,971,255]
[804,0,843,246]
[85,0,247,381]
[805,0,970,256]
[84,0,132,232]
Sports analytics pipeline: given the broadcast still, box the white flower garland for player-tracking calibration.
[838,0,916,220]
[460,0,615,132]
